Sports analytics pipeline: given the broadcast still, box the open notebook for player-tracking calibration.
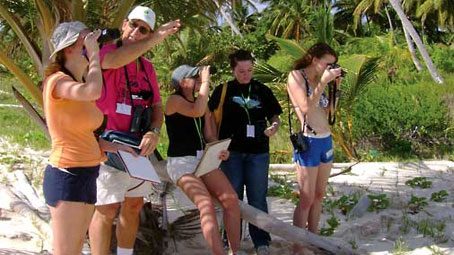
[194,138,231,177]
[117,151,161,183]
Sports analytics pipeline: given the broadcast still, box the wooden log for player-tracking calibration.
[239,201,357,255]
[7,170,49,220]
[0,185,51,240]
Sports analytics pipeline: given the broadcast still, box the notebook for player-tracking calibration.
[117,150,161,183]
[194,138,232,177]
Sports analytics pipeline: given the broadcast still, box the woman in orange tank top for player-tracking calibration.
[43,21,135,255]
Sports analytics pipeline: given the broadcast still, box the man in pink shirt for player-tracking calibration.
[89,6,180,255]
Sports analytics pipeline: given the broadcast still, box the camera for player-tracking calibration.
[328,63,347,78]
[98,28,121,44]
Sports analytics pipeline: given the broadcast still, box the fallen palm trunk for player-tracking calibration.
[239,201,356,255]
[0,184,51,241]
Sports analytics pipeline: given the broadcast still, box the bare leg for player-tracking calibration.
[50,201,94,255]
[203,169,241,253]
[307,162,332,233]
[178,174,225,255]
[89,203,120,255]
[292,164,318,254]
[117,197,144,248]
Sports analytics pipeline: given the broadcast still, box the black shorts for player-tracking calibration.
[43,164,100,207]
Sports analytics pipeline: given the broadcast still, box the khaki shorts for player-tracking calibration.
[96,163,152,206]
[166,156,199,183]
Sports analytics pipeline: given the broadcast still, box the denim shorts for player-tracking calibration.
[293,135,333,167]
[43,164,100,207]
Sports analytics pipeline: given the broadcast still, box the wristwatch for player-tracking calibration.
[149,127,161,135]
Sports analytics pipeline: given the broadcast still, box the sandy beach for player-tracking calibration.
[0,137,453,254]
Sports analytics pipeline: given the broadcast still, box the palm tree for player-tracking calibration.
[403,0,454,32]
[265,0,312,42]
[388,0,444,84]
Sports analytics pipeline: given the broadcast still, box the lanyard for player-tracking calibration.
[193,117,205,149]
[240,84,252,124]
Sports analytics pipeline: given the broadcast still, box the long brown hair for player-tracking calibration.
[44,51,66,78]
[293,43,338,70]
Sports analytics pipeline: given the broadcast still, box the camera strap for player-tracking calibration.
[328,78,340,125]
[117,40,153,108]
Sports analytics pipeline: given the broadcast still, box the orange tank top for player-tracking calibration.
[43,71,107,168]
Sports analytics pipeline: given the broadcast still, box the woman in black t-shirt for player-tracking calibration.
[208,50,283,254]
[165,65,241,255]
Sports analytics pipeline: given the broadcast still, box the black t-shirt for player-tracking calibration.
[165,112,205,157]
[208,79,282,154]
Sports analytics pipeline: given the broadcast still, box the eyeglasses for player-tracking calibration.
[128,20,151,35]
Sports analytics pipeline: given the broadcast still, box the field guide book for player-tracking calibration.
[195,138,231,177]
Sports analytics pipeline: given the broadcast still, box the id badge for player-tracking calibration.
[116,103,132,115]
[246,124,255,138]
[196,150,204,160]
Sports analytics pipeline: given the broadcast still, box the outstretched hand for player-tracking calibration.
[152,19,181,44]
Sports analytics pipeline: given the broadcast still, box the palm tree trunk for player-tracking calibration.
[403,26,423,71]
[212,0,243,37]
[388,0,444,84]
[384,5,398,45]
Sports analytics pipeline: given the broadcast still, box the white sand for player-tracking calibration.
[0,137,453,254]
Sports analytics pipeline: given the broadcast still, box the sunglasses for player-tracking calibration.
[128,20,151,35]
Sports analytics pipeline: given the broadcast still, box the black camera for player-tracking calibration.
[290,131,309,152]
[98,28,121,44]
[328,63,347,78]
[130,105,152,133]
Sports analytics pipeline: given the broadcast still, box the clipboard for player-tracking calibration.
[194,138,231,177]
[117,150,161,183]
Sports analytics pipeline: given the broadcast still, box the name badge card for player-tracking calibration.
[246,124,255,138]
[116,103,132,115]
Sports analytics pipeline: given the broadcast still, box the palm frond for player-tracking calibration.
[254,61,287,84]
[265,35,305,59]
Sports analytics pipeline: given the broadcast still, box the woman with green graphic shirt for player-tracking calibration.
[208,49,283,255]
[165,65,242,255]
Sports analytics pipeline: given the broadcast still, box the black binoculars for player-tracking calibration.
[98,28,121,44]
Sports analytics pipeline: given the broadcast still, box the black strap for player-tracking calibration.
[117,40,154,107]
[328,79,339,125]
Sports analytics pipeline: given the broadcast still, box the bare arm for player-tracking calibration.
[165,66,211,117]
[203,110,217,143]
[54,30,103,101]
[102,20,181,69]
[139,102,163,156]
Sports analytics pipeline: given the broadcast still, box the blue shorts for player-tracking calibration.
[293,135,333,167]
[43,164,100,207]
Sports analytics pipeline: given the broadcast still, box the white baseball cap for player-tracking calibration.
[49,21,88,61]
[128,6,156,31]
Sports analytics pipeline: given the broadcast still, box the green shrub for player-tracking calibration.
[351,79,453,159]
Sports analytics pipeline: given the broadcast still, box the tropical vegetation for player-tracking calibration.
[0,0,453,163]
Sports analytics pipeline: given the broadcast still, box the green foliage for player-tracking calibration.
[352,77,453,159]
[405,177,432,188]
[430,190,449,202]
[367,193,390,212]
[336,194,360,215]
[320,215,340,236]
[268,174,299,203]
[407,195,428,214]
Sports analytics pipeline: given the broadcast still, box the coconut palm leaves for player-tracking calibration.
[332,55,380,160]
